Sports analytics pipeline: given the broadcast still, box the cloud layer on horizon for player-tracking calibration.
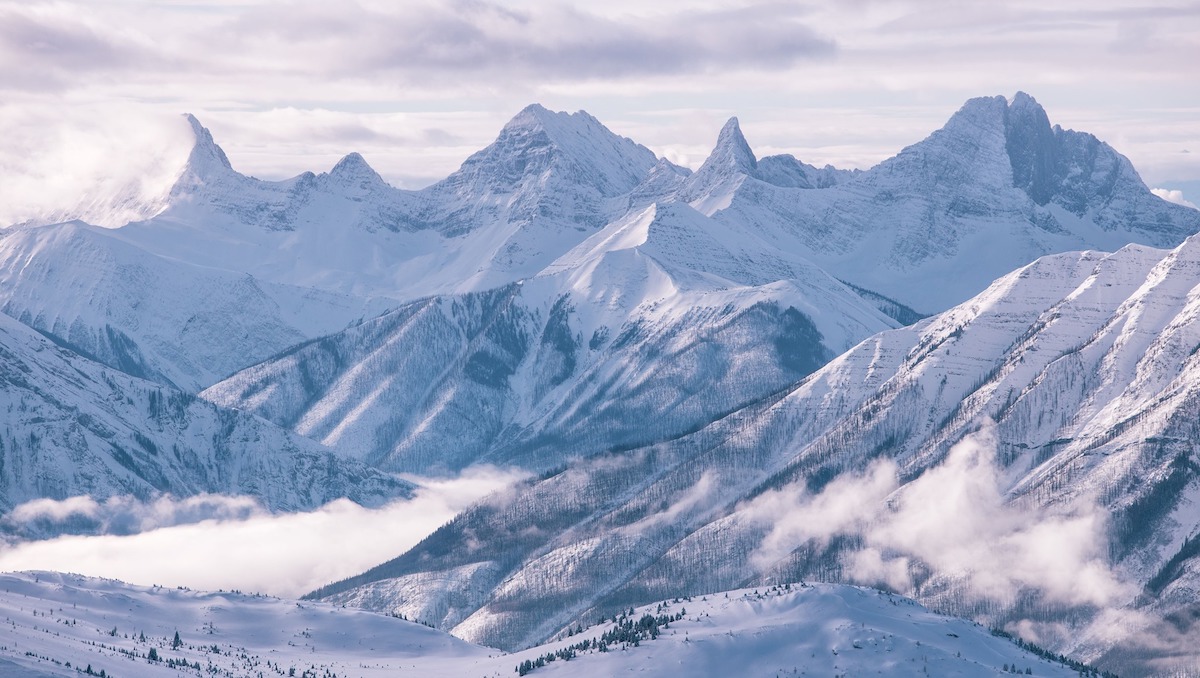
[0,0,1196,220]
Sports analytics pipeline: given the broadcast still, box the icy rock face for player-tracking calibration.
[312,237,1200,664]
[0,311,410,512]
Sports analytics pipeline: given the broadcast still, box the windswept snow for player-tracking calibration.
[0,572,1081,678]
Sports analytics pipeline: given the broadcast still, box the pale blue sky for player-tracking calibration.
[1,0,1198,214]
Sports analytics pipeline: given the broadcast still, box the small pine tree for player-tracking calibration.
[148,648,159,662]
[172,630,182,649]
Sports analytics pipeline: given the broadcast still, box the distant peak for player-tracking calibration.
[502,103,565,133]
[516,102,553,119]
[330,152,379,178]
[949,95,1008,123]
[498,103,609,142]
[1009,91,1040,109]
[704,116,758,174]
[180,113,233,173]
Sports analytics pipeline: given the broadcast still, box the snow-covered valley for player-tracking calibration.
[0,572,1088,678]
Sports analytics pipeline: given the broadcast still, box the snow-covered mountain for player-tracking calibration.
[198,93,1197,477]
[5,93,1193,398]
[307,233,1200,674]
[202,202,896,473]
[3,93,1199,673]
[672,92,1200,314]
[110,106,661,301]
[0,309,409,512]
[0,571,1087,678]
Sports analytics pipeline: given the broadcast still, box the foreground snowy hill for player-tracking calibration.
[0,310,409,511]
[0,572,1084,678]
[310,233,1200,674]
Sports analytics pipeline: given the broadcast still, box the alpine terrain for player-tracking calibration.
[1,92,1198,676]
[0,571,1090,678]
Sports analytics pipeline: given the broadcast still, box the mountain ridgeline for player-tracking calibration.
[2,92,1199,675]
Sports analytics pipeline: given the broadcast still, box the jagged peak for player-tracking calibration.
[181,113,234,174]
[498,103,607,142]
[942,95,1009,129]
[443,103,658,200]
[706,117,758,173]
[1008,91,1042,112]
[329,152,383,181]
[1005,92,1052,131]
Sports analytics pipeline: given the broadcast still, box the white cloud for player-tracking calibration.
[0,105,192,226]
[0,1,1196,227]
[0,466,527,598]
[1151,188,1198,210]
[746,425,1130,609]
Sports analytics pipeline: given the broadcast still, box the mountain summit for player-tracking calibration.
[181,113,235,178]
[706,117,759,174]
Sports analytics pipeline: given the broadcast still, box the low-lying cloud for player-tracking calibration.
[0,466,526,598]
[747,425,1129,609]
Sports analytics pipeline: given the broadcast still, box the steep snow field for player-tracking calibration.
[0,572,1081,678]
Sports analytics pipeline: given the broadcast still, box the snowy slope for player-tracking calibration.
[310,234,1200,673]
[0,221,387,391]
[0,107,663,393]
[0,310,409,511]
[202,202,897,473]
[0,572,1083,678]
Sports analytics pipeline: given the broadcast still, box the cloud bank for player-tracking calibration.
[0,466,527,598]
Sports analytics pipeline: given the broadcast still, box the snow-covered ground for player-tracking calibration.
[0,571,1083,677]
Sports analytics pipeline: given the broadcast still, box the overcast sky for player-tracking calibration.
[2,0,1198,204]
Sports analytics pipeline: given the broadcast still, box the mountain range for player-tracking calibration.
[3,91,1199,675]
[307,233,1200,674]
